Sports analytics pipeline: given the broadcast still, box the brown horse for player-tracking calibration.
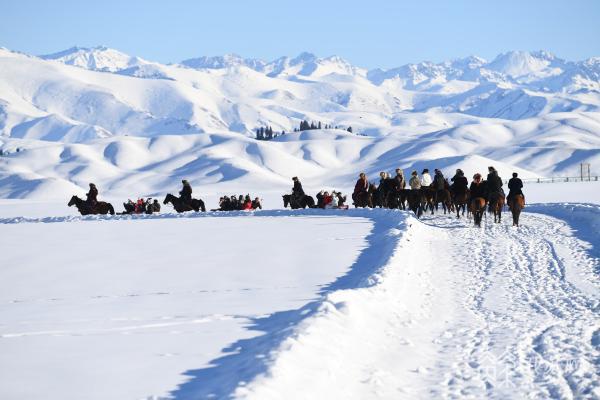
[163,193,206,213]
[453,190,470,219]
[488,192,505,223]
[68,195,115,215]
[508,194,525,227]
[470,197,486,227]
[353,189,372,208]
[406,189,426,218]
[421,187,436,214]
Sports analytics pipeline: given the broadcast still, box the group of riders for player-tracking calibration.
[72,165,525,225]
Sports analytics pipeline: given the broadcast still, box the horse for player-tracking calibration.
[434,189,453,214]
[68,195,115,215]
[488,192,505,223]
[353,188,373,208]
[420,187,436,214]
[453,190,470,219]
[470,197,486,227]
[163,193,206,213]
[508,194,525,227]
[282,194,315,209]
[406,189,426,218]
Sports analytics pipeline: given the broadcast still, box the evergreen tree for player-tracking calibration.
[347,126,353,133]
[318,121,322,129]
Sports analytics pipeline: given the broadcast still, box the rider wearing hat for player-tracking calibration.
[86,183,98,206]
[179,179,192,205]
[507,172,524,204]
[292,177,305,201]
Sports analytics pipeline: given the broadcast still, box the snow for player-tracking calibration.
[0,211,372,400]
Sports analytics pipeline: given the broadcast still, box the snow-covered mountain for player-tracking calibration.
[0,45,599,199]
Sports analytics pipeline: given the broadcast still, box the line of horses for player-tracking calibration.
[281,184,525,227]
[68,186,525,227]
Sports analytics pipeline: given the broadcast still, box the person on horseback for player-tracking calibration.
[179,179,193,205]
[377,172,389,206]
[433,169,445,191]
[85,183,98,211]
[421,169,432,187]
[507,172,524,205]
[393,169,406,190]
[450,169,469,199]
[470,173,487,200]
[486,166,504,197]
[353,172,369,203]
[252,197,263,210]
[409,170,421,189]
[291,176,305,204]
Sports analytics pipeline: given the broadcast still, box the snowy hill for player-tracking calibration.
[0,45,599,199]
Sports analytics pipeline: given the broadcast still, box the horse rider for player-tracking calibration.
[292,176,305,203]
[86,183,98,208]
[450,169,469,199]
[393,168,406,191]
[353,172,369,203]
[469,173,487,201]
[179,179,193,205]
[507,172,524,206]
[378,171,389,205]
[486,166,504,197]
[421,168,433,187]
[409,170,421,189]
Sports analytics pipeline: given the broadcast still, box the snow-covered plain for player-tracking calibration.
[1,44,599,399]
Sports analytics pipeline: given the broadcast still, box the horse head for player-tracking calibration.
[67,195,79,207]
[282,195,290,208]
[163,193,173,205]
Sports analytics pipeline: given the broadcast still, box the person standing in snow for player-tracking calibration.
[421,169,432,187]
[409,170,421,190]
[179,179,192,205]
[507,172,524,204]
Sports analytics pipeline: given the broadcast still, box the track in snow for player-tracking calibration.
[235,210,599,399]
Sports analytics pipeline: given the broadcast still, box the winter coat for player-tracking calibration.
[421,172,432,186]
[470,181,487,200]
[86,186,98,204]
[242,200,253,210]
[451,176,469,194]
[433,173,446,191]
[486,172,503,193]
[508,177,523,195]
[179,183,192,203]
[392,175,405,191]
[409,176,421,190]
[292,181,305,197]
[354,178,369,194]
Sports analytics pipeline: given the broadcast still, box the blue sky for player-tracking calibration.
[1,0,599,68]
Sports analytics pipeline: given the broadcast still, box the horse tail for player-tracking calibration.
[200,200,206,212]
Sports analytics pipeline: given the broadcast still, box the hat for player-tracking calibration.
[89,183,96,187]
[422,168,429,173]
[292,176,298,180]
[182,179,188,184]
[411,170,417,175]
[512,172,518,177]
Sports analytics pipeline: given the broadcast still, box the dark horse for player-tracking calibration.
[163,193,206,213]
[406,189,426,218]
[434,189,453,214]
[68,195,115,215]
[282,194,316,209]
[508,194,525,227]
[470,197,486,227]
[453,190,470,219]
[353,184,376,208]
[488,192,505,223]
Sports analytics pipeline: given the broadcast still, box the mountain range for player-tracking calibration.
[0,45,598,199]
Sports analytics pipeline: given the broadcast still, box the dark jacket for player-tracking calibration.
[180,183,192,203]
[508,177,523,195]
[86,186,98,203]
[392,175,405,191]
[433,172,446,191]
[486,171,503,193]
[451,175,469,194]
[354,178,369,194]
[470,181,487,200]
[292,181,305,197]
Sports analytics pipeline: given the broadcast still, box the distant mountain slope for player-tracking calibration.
[0,46,598,199]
